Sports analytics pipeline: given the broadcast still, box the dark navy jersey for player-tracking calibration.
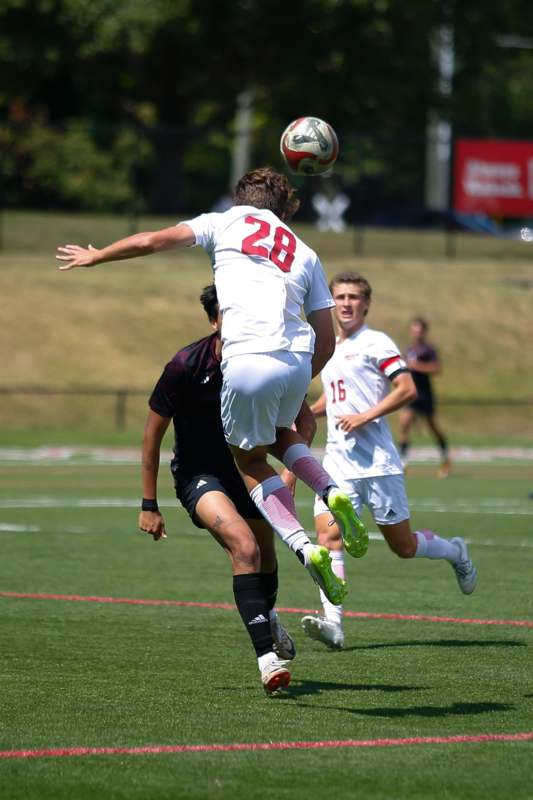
[149,333,234,478]
[405,342,438,399]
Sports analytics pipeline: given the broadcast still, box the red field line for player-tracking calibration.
[1,591,533,628]
[1,732,532,760]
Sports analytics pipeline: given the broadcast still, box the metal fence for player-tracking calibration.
[3,387,533,433]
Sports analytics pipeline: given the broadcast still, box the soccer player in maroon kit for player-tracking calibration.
[139,284,301,694]
[398,317,451,477]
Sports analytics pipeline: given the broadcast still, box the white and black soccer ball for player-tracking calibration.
[280,116,339,176]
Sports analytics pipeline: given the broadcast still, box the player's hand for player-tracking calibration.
[280,468,297,497]
[56,244,100,270]
[335,412,368,433]
[138,510,168,541]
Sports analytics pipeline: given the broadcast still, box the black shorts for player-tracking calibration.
[174,470,262,529]
[409,394,435,417]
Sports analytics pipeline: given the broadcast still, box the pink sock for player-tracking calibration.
[282,443,332,496]
[250,476,310,555]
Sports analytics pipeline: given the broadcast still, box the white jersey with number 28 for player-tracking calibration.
[321,325,407,478]
[183,206,334,359]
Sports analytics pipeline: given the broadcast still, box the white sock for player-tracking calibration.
[319,550,345,625]
[258,651,278,671]
[250,476,311,557]
[414,529,461,562]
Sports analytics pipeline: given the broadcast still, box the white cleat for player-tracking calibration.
[301,615,345,650]
[259,652,291,695]
[450,537,477,594]
[269,609,296,660]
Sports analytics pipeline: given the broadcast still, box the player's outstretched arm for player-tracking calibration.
[56,223,196,271]
[139,409,172,541]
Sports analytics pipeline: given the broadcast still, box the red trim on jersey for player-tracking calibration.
[379,356,401,373]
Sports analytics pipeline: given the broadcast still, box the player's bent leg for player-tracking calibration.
[378,519,418,559]
[271,437,368,558]
[378,519,478,595]
[241,464,347,605]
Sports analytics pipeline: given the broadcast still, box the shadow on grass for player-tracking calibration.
[275,680,425,698]
[341,639,526,653]
[290,703,515,719]
[292,701,514,718]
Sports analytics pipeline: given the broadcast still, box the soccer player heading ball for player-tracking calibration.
[57,166,367,694]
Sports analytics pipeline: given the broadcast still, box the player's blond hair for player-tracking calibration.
[329,272,372,300]
[234,167,300,220]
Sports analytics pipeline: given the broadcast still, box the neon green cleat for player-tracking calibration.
[306,544,347,605]
[326,488,369,558]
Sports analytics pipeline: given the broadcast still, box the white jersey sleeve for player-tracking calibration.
[180,212,219,255]
[366,332,408,380]
[303,256,335,316]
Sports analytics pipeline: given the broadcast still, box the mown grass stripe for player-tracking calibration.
[1,591,532,628]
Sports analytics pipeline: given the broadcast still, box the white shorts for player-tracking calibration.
[220,351,312,450]
[314,473,410,526]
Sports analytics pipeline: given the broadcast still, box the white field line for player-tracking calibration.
[2,496,533,516]
[2,445,533,465]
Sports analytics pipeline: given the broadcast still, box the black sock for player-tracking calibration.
[233,573,274,658]
[436,435,448,458]
[321,483,336,506]
[260,566,278,611]
[399,442,409,457]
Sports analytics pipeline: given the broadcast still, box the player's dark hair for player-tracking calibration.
[234,167,300,220]
[411,316,429,332]
[200,284,219,323]
[329,271,372,300]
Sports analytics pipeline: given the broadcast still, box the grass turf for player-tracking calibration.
[0,459,532,798]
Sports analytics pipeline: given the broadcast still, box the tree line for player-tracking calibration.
[1,0,532,214]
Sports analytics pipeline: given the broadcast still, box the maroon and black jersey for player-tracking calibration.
[405,341,438,414]
[149,333,234,479]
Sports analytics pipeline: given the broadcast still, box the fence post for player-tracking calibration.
[115,390,128,431]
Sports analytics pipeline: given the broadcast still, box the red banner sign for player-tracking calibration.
[454,138,533,217]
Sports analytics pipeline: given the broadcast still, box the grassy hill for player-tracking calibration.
[1,211,532,441]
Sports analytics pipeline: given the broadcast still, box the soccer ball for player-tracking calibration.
[280,117,339,176]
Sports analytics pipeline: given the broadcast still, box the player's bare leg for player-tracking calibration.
[301,510,346,649]
[231,443,347,606]
[425,415,451,478]
[196,491,290,693]
[378,519,477,593]
[397,406,414,470]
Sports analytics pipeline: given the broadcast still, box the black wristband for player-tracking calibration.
[141,498,159,512]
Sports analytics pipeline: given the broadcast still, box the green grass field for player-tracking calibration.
[1,455,532,799]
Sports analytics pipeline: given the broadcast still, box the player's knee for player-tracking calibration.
[386,535,417,559]
[233,538,261,569]
[316,524,342,550]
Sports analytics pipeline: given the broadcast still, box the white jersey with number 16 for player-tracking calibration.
[183,206,334,359]
[321,325,408,478]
